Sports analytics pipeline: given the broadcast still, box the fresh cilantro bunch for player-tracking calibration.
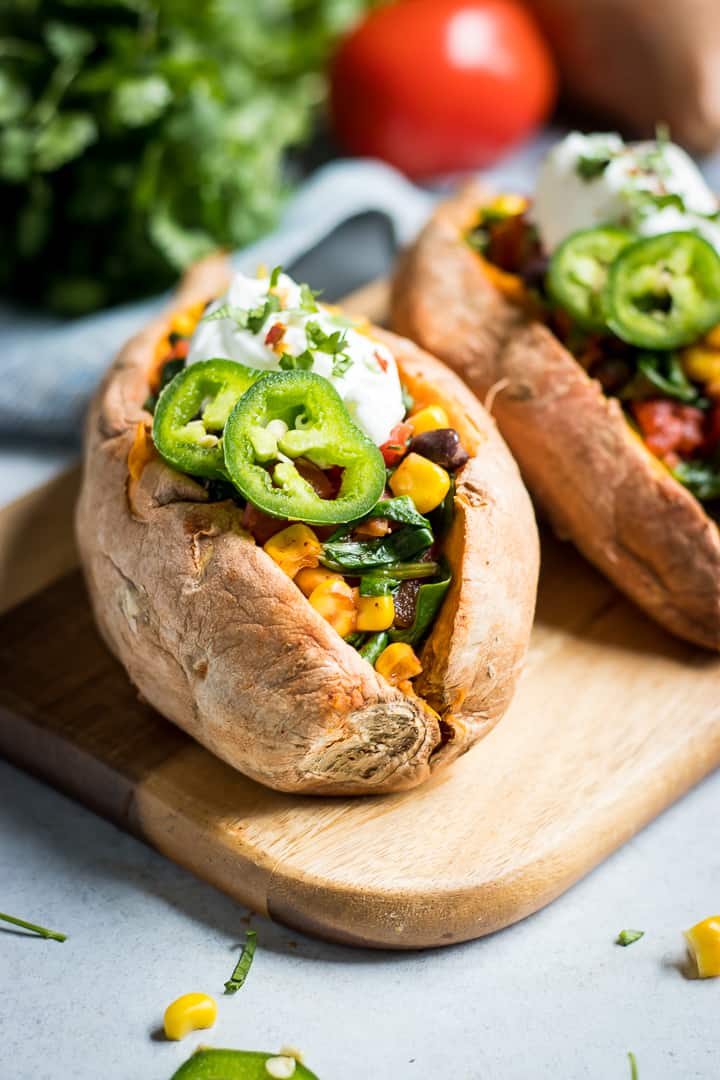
[0,0,373,313]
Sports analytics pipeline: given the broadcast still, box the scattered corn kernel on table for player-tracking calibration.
[2,220,720,1080]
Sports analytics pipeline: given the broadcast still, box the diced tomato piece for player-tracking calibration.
[375,351,389,373]
[379,421,413,467]
[354,516,391,538]
[632,399,706,465]
[171,338,189,360]
[241,503,287,545]
[265,323,285,347]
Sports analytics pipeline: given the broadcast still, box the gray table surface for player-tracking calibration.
[2,178,720,1080]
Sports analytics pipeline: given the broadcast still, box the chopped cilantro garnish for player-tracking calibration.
[576,154,612,181]
[203,303,249,326]
[616,929,644,947]
[331,352,353,378]
[0,912,66,942]
[224,929,257,994]
[299,282,321,312]
[280,349,314,371]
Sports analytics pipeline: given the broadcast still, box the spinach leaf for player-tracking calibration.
[390,564,452,645]
[673,460,720,500]
[320,526,433,572]
[359,575,400,597]
[365,496,431,529]
[359,631,390,666]
[620,351,700,404]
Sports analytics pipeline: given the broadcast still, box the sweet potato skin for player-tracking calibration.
[391,185,720,650]
[76,255,538,794]
[525,0,720,154]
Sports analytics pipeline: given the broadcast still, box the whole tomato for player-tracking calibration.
[329,0,557,177]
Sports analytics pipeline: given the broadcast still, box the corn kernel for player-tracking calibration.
[704,323,720,349]
[681,344,720,385]
[171,302,204,338]
[684,915,720,977]
[389,452,450,514]
[163,992,217,1041]
[408,404,450,435]
[375,642,422,686]
[295,566,340,597]
[264,524,321,579]
[357,594,395,631]
[308,577,357,637]
[487,193,528,217]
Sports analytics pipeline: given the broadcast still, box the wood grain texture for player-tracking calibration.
[2,534,719,948]
[1,278,719,948]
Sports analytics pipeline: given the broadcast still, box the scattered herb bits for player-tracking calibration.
[616,929,644,947]
[628,1050,639,1079]
[0,911,66,942]
[225,929,258,994]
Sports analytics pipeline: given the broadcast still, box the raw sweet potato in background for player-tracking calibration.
[526,0,720,152]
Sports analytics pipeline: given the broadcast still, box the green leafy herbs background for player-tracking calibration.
[0,0,374,314]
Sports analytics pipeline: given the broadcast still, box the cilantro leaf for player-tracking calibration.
[0,1,375,313]
[616,929,644,946]
[224,929,257,994]
[280,349,314,371]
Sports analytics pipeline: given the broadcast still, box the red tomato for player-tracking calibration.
[632,399,706,465]
[330,0,557,177]
[379,421,414,466]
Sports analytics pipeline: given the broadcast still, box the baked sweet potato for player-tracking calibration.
[76,255,539,795]
[391,185,720,650]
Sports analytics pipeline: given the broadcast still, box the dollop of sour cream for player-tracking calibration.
[533,131,720,254]
[187,270,404,445]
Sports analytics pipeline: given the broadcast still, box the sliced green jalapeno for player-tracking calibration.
[223,369,386,524]
[171,1048,318,1080]
[604,231,720,348]
[547,226,634,330]
[153,359,263,479]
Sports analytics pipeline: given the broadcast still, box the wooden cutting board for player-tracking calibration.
[2,281,720,950]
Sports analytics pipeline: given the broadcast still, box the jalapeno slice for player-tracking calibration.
[152,359,262,479]
[547,226,634,330]
[604,232,720,349]
[171,1048,319,1080]
[223,370,386,524]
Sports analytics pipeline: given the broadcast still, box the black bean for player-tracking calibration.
[393,579,421,628]
[408,428,469,471]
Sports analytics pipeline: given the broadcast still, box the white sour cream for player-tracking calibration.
[533,131,720,254]
[187,271,404,445]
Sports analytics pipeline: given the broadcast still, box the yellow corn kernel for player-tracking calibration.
[375,642,422,686]
[264,524,321,579]
[487,193,528,217]
[681,344,720,385]
[163,993,217,1041]
[704,323,720,349]
[357,594,395,632]
[408,404,450,435]
[684,915,720,977]
[308,577,357,637]
[295,566,340,597]
[389,452,450,514]
[171,301,204,338]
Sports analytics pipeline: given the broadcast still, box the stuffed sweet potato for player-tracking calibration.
[392,132,720,650]
[76,255,538,795]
